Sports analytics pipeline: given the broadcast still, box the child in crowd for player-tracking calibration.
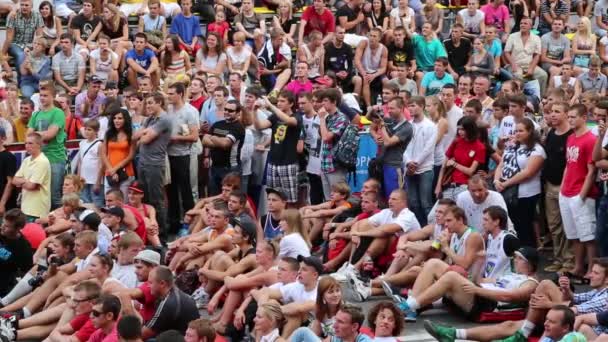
[78,119,104,208]
[207,10,229,45]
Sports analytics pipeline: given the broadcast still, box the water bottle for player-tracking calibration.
[431,239,441,250]
[243,324,252,342]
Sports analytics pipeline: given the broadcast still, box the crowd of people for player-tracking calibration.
[1,0,608,340]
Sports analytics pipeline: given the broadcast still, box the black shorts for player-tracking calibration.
[443,295,498,321]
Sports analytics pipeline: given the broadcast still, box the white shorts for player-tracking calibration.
[55,3,76,18]
[161,2,181,17]
[559,193,596,242]
[119,3,148,16]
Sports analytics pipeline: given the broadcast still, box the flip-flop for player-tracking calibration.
[563,272,590,285]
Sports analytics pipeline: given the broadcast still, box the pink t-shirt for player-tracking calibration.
[285,79,313,97]
[481,4,509,31]
[562,130,598,198]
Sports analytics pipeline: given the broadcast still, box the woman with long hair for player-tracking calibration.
[38,1,63,53]
[161,34,192,89]
[253,300,285,342]
[389,0,416,35]
[465,36,495,76]
[278,209,311,258]
[434,116,487,200]
[572,17,596,76]
[99,109,136,199]
[311,277,343,338]
[93,4,130,61]
[272,0,297,46]
[195,32,227,76]
[367,0,389,33]
[422,0,443,37]
[494,117,545,248]
[87,253,126,292]
[427,96,449,192]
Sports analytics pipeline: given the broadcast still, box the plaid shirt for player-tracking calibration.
[320,111,349,173]
[7,11,43,48]
[573,287,608,314]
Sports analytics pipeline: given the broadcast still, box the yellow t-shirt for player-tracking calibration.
[13,118,27,143]
[15,153,51,218]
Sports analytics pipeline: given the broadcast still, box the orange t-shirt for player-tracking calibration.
[107,140,135,177]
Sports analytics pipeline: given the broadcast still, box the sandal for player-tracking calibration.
[563,272,590,285]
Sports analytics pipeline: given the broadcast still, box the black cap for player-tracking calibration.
[265,187,288,201]
[297,255,323,274]
[100,206,125,219]
[231,216,257,244]
[89,75,103,83]
[514,247,539,270]
[78,209,101,228]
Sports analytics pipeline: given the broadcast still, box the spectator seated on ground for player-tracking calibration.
[126,181,162,248]
[426,257,608,342]
[253,255,321,339]
[104,189,148,246]
[291,303,372,342]
[349,189,420,271]
[324,191,381,273]
[368,198,454,296]
[36,193,80,236]
[300,182,353,246]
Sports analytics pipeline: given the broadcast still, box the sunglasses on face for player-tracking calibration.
[225,108,238,113]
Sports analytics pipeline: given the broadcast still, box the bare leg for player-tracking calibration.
[414,272,473,310]
[594,333,608,342]
[272,69,292,92]
[579,324,599,341]
[282,313,305,339]
[2,292,33,312]
[204,252,234,294]
[362,81,371,107]
[585,241,598,276]
[17,324,56,341]
[383,266,422,287]
[186,255,208,270]
[352,76,362,97]
[169,251,187,271]
[465,320,523,341]
[18,304,66,329]
[217,290,243,327]
[309,218,326,243]
[410,259,450,297]
[324,242,352,272]
[572,240,585,275]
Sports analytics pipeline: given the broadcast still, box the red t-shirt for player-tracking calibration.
[122,204,147,244]
[301,7,335,36]
[137,282,157,322]
[445,138,486,185]
[21,223,46,250]
[87,325,118,342]
[70,313,97,342]
[190,96,205,112]
[561,131,598,197]
[208,21,229,40]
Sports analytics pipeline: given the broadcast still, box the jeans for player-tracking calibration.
[290,327,322,342]
[81,184,105,208]
[321,167,347,200]
[383,165,405,198]
[20,79,38,98]
[104,176,135,201]
[168,155,194,232]
[50,162,65,209]
[8,44,26,83]
[138,163,168,240]
[508,194,540,247]
[597,194,608,256]
[406,170,434,226]
[209,165,239,196]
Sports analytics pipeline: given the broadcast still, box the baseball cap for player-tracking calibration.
[135,249,161,266]
[89,75,103,83]
[128,181,144,194]
[314,76,333,87]
[265,187,288,201]
[514,246,539,270]
[100,206,125,219]
[297,255,323,274]
[78,209,101,227]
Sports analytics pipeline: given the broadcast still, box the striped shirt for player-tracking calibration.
[52,51,85,82]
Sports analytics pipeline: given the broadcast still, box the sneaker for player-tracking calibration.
[396,301,417,322]
[0,318,15,341]
[381,280,404,303]
[191,288,210,310]
[544,262,562,272]
[423,320,456,342]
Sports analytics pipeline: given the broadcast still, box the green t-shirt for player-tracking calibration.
[28,106,66,163]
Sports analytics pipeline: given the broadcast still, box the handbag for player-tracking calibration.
[106,167,128,187]
[501,184,519,207]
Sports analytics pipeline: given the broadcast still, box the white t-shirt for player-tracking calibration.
[500,143,546,198]
[76,247,99,272]
[78,139,102,184]
[280,281,318,304]
[226,46,252,71]
[390,7,415,28]
[90,48,118,81]
[456,190,511,232]
[97,116,109,140]
[368,207,421,234]
[498,115,540,144]
[403,117,436,173]
[446,105,464,145]
[279,233,311,259]
[111,262,138,288]
[303,115,321,175]
[457,9,485,34]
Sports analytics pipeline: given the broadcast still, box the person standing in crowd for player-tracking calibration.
[134,92,172,241]
[26,82,66,209]
[0,127,16,216]
[13,133,51,220]
[560,103,598,279]
[166,82,198,235]
[299,92,323,205]
[14,99,34,143]
[100,107,136,199]
[253,91,303,206]
[404,96,435,225]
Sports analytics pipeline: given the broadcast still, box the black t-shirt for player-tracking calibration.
[387,39,415,65]
[324,42,354,75]
[443,38,472,73]
[209,120,245,168]
[543,128,573,185]
[280,17,297,35]
[0,151,17,210]
[146,287,199,335]
[336,5,360,34]
[101,17,127,40]
[0,234,33,296]
[267,113,303,166]
[70,14,101,42]
[366,11,388,28]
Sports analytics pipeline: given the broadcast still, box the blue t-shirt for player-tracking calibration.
[421,71,455,96]
[126,48,155,70]
[413,35,448,71]
[485,38,503,58]
[170,14,203,45]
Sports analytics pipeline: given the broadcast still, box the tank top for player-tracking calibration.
[480,273,539,305]
[433,120,451,166]
[449,227,478,272]
[166,51,187,77]
[143,14,165,31]
[107,139,135,176]
[43,24,57,40]
[362,44,384,74]
[301,44,323,79]
[94,51,113,80]
[123,204,147,244]
[484,230,514,279]
[263,214,282,240]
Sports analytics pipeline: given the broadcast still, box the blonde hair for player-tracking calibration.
[427,95,447,122]
[233,31,246,42]
[61,193,81,208]
[278,0,293,19]
[280,209,311,248]
[64,174,84,193]
[103,3,121,32]
[259,300,285,327]
[575,17,596,44]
